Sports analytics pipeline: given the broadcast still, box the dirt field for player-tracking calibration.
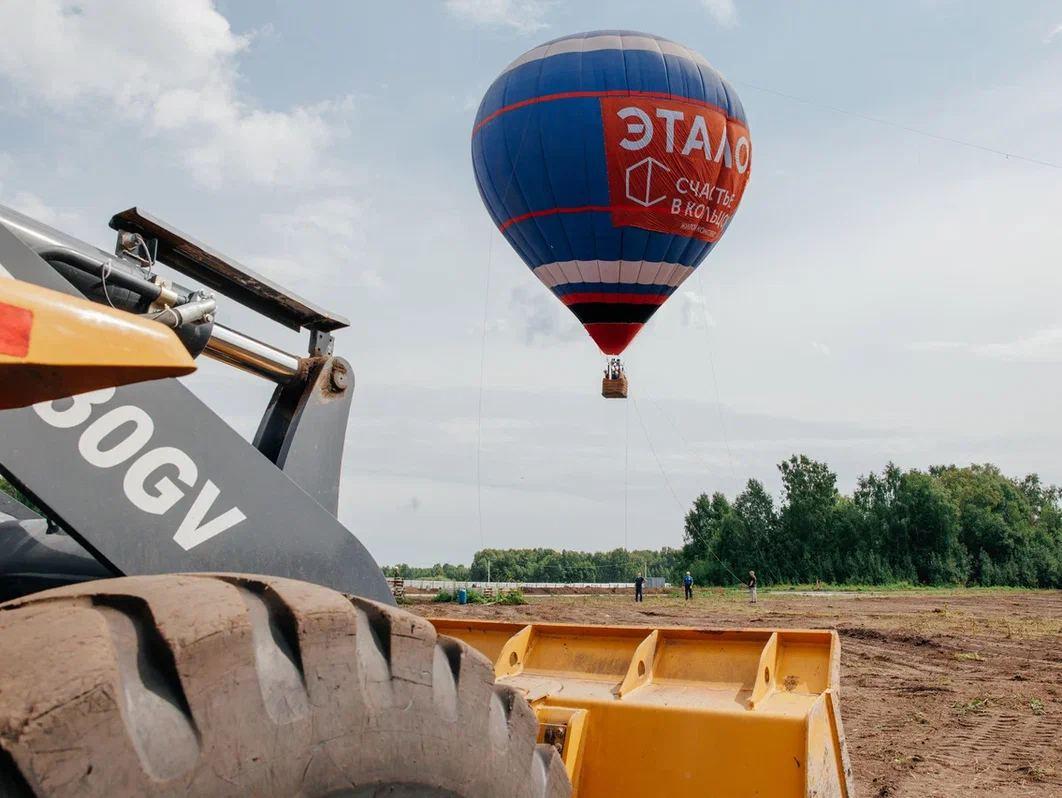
[413,588,1061,797]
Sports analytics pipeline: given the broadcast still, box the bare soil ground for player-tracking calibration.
[413,589,1062,797]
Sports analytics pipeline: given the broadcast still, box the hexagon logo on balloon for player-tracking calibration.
[624,157,670,208]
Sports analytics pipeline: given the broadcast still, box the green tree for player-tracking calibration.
[853,465,968,584]
[681,492,733,585]
[932,464,1038,585]
[731,479,778,583]
[682,493,730,556]
[897,470,967,583]
[777,455,840,582]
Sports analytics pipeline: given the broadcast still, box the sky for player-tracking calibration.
[1,1,1060,566]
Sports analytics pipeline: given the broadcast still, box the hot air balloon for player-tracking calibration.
[471,30,752,398]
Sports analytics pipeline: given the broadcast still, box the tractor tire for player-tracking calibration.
[0,574,571,798]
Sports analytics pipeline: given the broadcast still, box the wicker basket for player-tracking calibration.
[601,375,629,399]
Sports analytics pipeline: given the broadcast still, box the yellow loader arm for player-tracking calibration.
[0,277,195,410]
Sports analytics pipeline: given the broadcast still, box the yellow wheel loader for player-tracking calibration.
[0,205,852,796]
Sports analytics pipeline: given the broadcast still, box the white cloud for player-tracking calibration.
[1047,24,1062,43]
[0,158,83,230]
[254,197,384,290]
[810,341,831,356]
[3,191,81,231]
[267,197,368,245]
[701,0,738,28]
[909,329,1062,363]
[974,328,1062,363]
[475,317,512,336]
[681,290,717,328]
[0,1,347,188]
[908,341,964,353]
[445,0,553,33]
[508,285,582,345]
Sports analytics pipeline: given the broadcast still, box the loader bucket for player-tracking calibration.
[432,619,853,798]
[0,278,195,409]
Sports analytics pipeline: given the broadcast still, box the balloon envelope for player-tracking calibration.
[472,30,752,355]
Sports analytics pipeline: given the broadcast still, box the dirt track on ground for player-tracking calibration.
[414,589,1062,797]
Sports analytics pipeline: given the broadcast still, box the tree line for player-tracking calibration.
[385,547,684,583]
[684,456,1061,588]
[385,457,1061,589]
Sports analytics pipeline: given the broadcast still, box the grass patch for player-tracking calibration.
[494,589,527,606]
[1028,698,1045,716]
[988,615,1062,640]
[891,753,923,768]
[954,698,991,716]
[770,581,922,593]
[758,582,1051,595]
[432,588,525,606]
[953,651,985,661]
[1015,764,1053,783]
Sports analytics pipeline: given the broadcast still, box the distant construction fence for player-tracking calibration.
[399,577,669,593]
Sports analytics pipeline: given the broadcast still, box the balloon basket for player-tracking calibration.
[602,375,628,399]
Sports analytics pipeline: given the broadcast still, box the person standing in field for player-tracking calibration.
[747,570,757,603]
[634,573,645,602]
[683,571,694,600]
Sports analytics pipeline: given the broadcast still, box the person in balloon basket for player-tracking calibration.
[683,571,694,600]
[747,571,757,604]
[634,573,645,602]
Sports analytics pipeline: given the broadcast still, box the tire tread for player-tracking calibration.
[0,574,572,798]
